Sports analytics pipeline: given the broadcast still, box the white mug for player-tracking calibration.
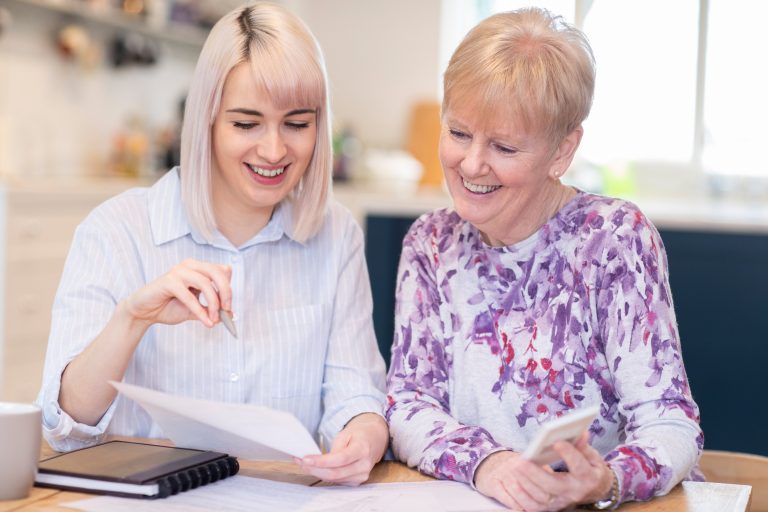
[0,402,41,500]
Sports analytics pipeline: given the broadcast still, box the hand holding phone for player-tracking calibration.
[521,405,599,465]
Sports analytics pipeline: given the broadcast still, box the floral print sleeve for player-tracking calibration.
[386,217,506,485]
[596,208,704,503]
[386,194,703,506]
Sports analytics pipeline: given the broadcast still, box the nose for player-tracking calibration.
[459,142,488,178]
[257,128,287,164]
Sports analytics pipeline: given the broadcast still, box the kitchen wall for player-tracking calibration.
[292,0,441,150]
[0,0,443,179]
[0,1,199,178]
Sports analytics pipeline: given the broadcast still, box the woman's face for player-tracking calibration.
[439,101,574,245]
[211,62,317,228]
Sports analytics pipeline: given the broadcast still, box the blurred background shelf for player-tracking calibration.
[5,0,209,48]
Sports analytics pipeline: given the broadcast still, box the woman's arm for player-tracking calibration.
[299,212,388,484]
[386,218,507,485]
[596,209,703,504]
[60,257,232,425]
[39,219,232,443]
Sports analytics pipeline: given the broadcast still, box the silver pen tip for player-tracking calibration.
[220,309,238,338]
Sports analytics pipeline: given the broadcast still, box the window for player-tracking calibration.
[440,1,767,180]
[703,1,768,177]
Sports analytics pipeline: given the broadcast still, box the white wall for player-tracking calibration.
[293,0,441,149]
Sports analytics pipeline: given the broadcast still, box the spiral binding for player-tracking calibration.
[154,456,239,498]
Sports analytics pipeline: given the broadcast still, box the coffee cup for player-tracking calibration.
[0,402,41,500]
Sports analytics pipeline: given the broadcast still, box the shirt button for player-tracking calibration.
[231,254,241,263]
[229,372,240,383]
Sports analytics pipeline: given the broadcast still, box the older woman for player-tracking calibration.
[37,2,387,485]
[386,8,702,511]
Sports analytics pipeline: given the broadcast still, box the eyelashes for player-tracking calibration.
[448,128,518,155]
[232,121,311,131]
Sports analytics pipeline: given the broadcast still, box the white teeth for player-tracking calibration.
[247,164,285,177]
[462,179,500,194]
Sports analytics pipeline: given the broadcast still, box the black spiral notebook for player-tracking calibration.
[35,440,239,499]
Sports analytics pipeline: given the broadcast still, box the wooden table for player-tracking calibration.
[0,439,752,511]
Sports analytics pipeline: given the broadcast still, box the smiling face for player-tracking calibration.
[210,62,318,242]
[439,100,581,246]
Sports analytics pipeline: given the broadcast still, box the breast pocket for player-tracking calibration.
[262,303,331,400]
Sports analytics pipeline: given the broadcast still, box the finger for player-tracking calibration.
[510,457,562,488]
[505,468,557,510]
[484,478,524,511]
[217,264,233,311]
[300,458,371,483]
[505,460,570,509]
[499,477,534,511]
[181,260,233,311]
[302,444,361,469]
[574,430,590,450]
[555,439,592,475]
[164,278,214,327]
[302,431,360,469]
[579,442,606,467]
[515,468,555,504]
[173,268,221,322]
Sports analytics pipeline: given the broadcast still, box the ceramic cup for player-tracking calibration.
[0,402,41,500]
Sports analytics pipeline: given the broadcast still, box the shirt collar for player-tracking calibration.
[148,168,194,246]
[148,167,303,249]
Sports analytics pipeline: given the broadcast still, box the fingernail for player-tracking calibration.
[302,458,315,466]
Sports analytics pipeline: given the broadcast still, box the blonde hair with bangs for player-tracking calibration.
[180,2,332,242]
[443,7,595,147]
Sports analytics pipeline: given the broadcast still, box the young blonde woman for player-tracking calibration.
[38,3,388,485]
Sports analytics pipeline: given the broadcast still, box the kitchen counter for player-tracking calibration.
[333,180,768,234]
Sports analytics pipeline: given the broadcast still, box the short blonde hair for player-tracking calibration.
[180,2,332,242]
[443,7,595,146]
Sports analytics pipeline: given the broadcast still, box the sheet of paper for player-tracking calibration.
[64,475,505,512]
[354,481,505,511]
[63,476,373,512]
[111,381,320,460]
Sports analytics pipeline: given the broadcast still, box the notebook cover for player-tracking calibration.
[35,440,239,499]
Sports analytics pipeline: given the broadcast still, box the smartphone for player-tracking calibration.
[521,405,600,465]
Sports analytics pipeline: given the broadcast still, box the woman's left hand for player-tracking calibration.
[297,413,389,485]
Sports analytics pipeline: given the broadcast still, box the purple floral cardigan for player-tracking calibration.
[386,191,704,506]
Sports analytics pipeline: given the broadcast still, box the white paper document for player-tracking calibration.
[110,381,320,460]
[64,475,505,512]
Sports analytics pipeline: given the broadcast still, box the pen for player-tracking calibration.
[219,309,238,338]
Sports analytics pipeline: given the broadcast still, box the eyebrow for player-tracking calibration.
[225,108,317,116]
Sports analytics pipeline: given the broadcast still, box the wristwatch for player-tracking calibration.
[589,469,620,510]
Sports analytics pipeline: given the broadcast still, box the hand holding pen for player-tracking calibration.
[123,258,237,336]
[59,259,237,426]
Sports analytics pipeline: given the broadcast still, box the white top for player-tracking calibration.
[37,168,386,452]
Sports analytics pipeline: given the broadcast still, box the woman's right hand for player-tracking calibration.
[123,259,232,328]
[474,432,614,511]
[59,258,233,426]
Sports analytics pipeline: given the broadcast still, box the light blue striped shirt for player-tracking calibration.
[37,168,386,452]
